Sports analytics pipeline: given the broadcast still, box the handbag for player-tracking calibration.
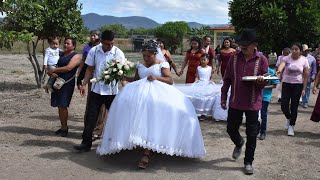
[53,76,75,90]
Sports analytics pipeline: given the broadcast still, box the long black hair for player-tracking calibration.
[188,37,202,53]
[221,37,232,49]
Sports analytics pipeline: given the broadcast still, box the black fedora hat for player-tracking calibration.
[235,28,257,46]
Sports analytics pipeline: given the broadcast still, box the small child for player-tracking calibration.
[258,67,280,140]
[43,37,61,93]
[195,53,213,121]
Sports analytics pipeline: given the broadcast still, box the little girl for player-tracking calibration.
[43,37,61,93]
[195,53,213,82]
[175,53,223,120]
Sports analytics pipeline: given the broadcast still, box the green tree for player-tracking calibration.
[229,0,320,55]
[129,27,155,36]
[99,24,128,38]
[188,26,212,39]
[154,21,190,54]
[1,0,84,88]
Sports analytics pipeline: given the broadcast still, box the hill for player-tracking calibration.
[81,13,227,30]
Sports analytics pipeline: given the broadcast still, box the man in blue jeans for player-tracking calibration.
[259,67,280,140]
[301,44,317,108]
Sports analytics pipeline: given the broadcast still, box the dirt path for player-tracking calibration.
[1,54,320,180]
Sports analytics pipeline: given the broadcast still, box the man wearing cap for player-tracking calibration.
[221,28,268,175]
[302,44,316,108]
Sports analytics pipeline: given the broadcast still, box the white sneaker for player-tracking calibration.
[288,125,294,136]
[285,119,290,130]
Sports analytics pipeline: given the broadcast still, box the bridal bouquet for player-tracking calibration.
[90,59,136,93]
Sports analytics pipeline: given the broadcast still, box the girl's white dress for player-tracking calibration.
[97,62,206,158]
[175,66,229,120]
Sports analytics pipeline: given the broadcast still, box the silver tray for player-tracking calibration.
[242,76,279,81]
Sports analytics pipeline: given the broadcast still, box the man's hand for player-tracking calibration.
[256,76,265,85]
[221,100,227,110]
[79,85,86,97]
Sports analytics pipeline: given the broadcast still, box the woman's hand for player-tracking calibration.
[313,87,317,94]
[147,75,158,81]
[175,71,180,77]
[47,69,58,78]
[301,89,306,97]
[179,70,184,76]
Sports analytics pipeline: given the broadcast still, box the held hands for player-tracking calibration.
[221,100,227,110]
[179,70,184,76]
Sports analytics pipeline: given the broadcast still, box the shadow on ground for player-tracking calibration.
[0,126,82,139]
[0,82,38,92]
[20,138,243,174]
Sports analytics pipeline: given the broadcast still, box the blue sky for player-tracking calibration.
[78,0,230,24]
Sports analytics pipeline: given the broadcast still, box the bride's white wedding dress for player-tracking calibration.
[97,62,206,158]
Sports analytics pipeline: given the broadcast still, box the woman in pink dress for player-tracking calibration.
[217,38,236,78]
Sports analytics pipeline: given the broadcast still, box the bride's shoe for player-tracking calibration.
[138,150,153,169]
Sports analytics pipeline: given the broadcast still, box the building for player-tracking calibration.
[207,26,235,49]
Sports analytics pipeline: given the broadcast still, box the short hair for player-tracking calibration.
[65,37,77,50]
[201,53,210,59]
[90,30,101,36]
[203,35,211,40]
[101,30,115,41]
[48,37,59,44]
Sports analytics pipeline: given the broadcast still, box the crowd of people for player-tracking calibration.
[43,28,320,175]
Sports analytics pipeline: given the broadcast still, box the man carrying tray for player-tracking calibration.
[221,28,268,175]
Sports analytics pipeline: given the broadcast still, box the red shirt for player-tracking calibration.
[221,50,268,111]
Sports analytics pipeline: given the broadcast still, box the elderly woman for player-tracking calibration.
[179,37,205,83]
[48,37,81,137]
[97,40,205,169]
[277,42,309,136]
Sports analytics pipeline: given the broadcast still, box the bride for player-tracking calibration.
[96,40,206,169]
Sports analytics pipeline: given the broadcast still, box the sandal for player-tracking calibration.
[138,150,153,169]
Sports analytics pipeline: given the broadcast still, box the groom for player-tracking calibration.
[73,30,126,152]
[221,28,268,175]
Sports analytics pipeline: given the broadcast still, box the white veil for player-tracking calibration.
[156,46,166,62]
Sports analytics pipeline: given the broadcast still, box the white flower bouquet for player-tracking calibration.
[90,59,136,85]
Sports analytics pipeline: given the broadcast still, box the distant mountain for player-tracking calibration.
[82,13,160,30]
[81,13,227,30]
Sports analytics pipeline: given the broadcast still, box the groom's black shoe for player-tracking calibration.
[73,144,91,152]
[232,139,245,160]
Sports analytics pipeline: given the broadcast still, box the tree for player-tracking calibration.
[229,0,320,55]
[188,26,212,39]
[99,24,128,38]
[154,21,190,54]
[0,0,84,88]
